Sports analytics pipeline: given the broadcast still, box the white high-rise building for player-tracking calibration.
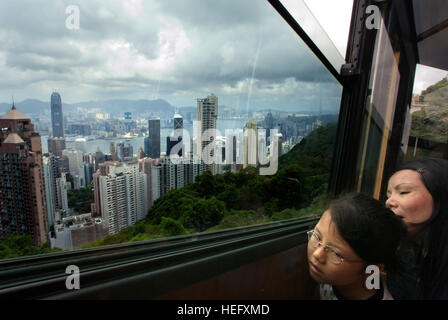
[244,118,258,169]
[151,165,161,203]
[97,162,148,235]
[197,94,218,164]
[57,173,69,213]
[62,148,86,189]
[63,149,83,175]
[43,155,56,228]
[43,154,69,226]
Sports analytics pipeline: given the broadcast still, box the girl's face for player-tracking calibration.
[307,210,365,286]
[386,169,433,234]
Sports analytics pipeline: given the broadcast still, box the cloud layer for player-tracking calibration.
[0,0,343,112]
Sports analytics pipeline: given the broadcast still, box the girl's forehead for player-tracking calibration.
[389,169,421,186]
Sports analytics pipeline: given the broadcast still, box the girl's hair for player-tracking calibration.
[395,158,448,299]
[328,193,407,274]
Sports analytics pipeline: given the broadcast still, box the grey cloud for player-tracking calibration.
[0,0,342,111]
[156,0,268,30]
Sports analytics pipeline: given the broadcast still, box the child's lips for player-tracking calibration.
[309,261,323,275]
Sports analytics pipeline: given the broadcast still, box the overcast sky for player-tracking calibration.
[0,0,444,112]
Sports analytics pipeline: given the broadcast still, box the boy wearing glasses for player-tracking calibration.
[307,193,407,300]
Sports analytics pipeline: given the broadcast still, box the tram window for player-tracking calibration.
[0,0,343,258]
[404,65,448,161]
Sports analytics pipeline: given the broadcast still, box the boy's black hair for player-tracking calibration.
[328,192,407,273]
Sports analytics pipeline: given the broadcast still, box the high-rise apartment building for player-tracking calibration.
[42,153,69,228]
[51,92,64,138]
[47,137,66,157]
[116,142,133,162]
[56,172,69,215]
[183,154,206,186]
[137,147,145,160]
[109,142,117,162]
[43,154,58,228]
[94,149,105,171]
[138,157,161,210]
[62,149,86,189]
[197,94,218,160]
[154,155,205,198]
[151,165,161,204]
[94,162,148,235]
[0,105,48,246]
[244,118,258,169]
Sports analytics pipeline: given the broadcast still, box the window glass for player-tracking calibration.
[355,17,401,198]
[404,65,448,160]
[280,0,351,71]
[0,0,342,258]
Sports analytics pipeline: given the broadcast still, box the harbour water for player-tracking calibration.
[41,119,248,155]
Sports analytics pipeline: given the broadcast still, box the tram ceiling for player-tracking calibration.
[412,0,448,71]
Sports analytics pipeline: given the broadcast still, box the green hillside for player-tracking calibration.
[412,77,448,143]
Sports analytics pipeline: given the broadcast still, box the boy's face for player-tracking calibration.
[307,210,366,286]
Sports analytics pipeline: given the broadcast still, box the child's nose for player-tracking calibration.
[312,245,326,263]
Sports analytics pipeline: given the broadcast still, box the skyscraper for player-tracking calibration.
[0,105,48,246]
[264,111,274,140]
[197,94,218,164]
[147,117,160,159]
[167,113,184,157]
[51,92,64,138]
[174,113,183,130]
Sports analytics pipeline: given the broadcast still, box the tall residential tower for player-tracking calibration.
[0,105,48,246]
[197,94,218,162]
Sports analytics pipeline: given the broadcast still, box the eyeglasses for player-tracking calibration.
[307,230,359,265]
